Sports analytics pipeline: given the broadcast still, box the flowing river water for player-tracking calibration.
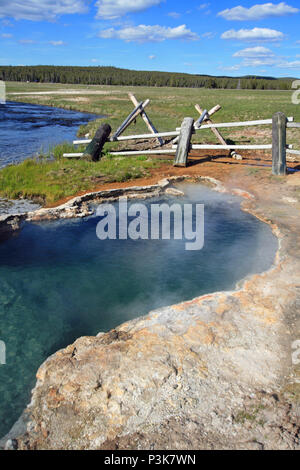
[0,101,98,214]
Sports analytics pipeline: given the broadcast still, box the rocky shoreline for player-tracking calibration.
[0,177,187,238]
[1,173,299,450]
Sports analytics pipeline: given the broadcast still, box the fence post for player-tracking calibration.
[174,117,194,167]
[272,112,287,175]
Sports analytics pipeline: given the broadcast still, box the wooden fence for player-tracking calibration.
[63,95,299,176]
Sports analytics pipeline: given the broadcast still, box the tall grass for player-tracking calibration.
[0,146,164,205]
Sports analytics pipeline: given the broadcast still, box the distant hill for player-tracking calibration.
[0,65,298,90]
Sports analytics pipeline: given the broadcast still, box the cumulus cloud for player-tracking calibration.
[149,55,156,59]
[233,46,275,58]
[278,60,300,69]
[242,57,279,67]
[231,46,300,70]
[218,2,299,21]
[221,28,284,42]
[99,24,199,43]
[0,0,88,22]
[95,0,162,19]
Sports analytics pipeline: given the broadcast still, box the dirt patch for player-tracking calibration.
[46,149,299,208]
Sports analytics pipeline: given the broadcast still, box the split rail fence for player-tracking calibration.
[63,94,300,176]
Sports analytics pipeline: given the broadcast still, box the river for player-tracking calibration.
[0,100,98,214]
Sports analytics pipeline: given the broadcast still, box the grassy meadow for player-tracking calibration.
[1,81,299,204]
[0,145,164,205]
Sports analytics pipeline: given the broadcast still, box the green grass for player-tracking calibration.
[6,82,300,148]
[7,82,300,141]
[234,404,266,425]
[2,82,300,205]
[0,145,164,205]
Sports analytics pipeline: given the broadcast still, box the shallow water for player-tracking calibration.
[0,183,278,437]
[0,198,40,216]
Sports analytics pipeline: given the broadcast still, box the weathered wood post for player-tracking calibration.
[83,123,111,162]
[129,94,164,146]
[111,100,150,141]
[174,117,194,167]
[272,112,287,175]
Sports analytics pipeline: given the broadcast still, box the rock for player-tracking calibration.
[282,197,298,204]
[4,439,18,450]
[2,174,300,450]
[165,188,185,197]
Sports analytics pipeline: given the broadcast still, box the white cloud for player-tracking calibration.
[233,47,278,67]
[19,39,36,44]
[242,57,279,66]
[1,19,13,27]
[168,12,181,19]
[219,64,241,71]
[231,47,300,69]
[199,3,211,10]
[0,0,88,22]
[221,28,284,41]
[233,46,275,58]
[1,33,13,38]
[95,0,162,20]
[202,32,215,39]
[277,60,300,69]
[99,24,199,43]
[218,2,299,21]
[48,40,66,46]
[149,55,156,59]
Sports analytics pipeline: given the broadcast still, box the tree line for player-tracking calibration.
[0,65,295,90]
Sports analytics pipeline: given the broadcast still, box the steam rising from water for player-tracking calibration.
[0,183,278,437]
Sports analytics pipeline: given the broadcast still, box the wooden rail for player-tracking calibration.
[65,110,300,175]
[73,130,180,145]
[176,117,294,131]
[173,144,273,151]
[63,149,176,158]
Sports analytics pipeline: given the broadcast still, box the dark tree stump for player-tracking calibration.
[83,124,112,162]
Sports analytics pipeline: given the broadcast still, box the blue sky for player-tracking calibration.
[0,1,300,77]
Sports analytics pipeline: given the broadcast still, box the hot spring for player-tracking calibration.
[0,183,278,437]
